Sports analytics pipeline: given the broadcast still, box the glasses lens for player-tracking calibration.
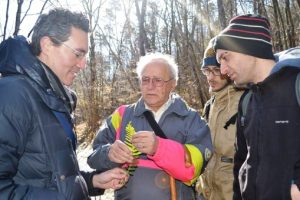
[201,69,209,76]
[141,77,150,85]
[153,78,164,87]
[201,68,221,76]
[141,77,168,87]
[63,43,85,59]
[212,68,221,76]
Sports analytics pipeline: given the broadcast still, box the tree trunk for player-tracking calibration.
[296,0,300,8]
[204,1,213,38]
[13,0,24,36]
[285,0,296,48]
[135,0,148,56]
[27,0,49,37]
[272,0,287,51]
[217,0,227,29]
[3,0,10,41]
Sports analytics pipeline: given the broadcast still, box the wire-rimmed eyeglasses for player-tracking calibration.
[201,67,221,76]
[52,38,86,59]
[140,76,173,87]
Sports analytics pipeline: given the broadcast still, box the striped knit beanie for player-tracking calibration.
[202,37,220,68]
[214,14,274,60]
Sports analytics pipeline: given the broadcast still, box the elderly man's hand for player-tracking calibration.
[131,131,158,155]
[291,184,300,200]
[92,167,129,190]
[108,140,134,164]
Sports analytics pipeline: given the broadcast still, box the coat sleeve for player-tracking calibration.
[148,111,213,185]
[87,108,122,171]
[0,106,65,199]
[233,108,248,200]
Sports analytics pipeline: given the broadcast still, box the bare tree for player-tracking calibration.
[79,0,107,138]
[63,0,300,142]
[217,0,227,29]
[27,0,49,37]
[135,0,148,56]
[296,0,300,8]
[13,0,24,36]
[3,0,10,41]
[273,0,288,50]
[285,0,296,47]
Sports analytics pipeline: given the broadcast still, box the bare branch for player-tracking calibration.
[3,0,10,40]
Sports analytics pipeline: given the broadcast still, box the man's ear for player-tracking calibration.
[39,36,53,56]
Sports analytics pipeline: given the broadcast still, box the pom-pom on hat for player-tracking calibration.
[202,37,220,68]
[214,14,274,60]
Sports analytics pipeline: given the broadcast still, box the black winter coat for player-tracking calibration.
[0,36,103,199]
[233,67,300,200]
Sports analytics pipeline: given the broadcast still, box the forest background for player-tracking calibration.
[1,0,300,143]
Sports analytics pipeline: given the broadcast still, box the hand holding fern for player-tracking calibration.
[108,140,134,164]
[92,167,129,190]
[132,131,158,155]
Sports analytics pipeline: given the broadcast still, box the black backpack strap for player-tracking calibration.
[240,90,252,127]
[202,96,215,121]
[143,110,167,139]
[242,90,252,117]
[223,113,238,130]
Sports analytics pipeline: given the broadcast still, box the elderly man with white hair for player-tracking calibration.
[88,52,213,200]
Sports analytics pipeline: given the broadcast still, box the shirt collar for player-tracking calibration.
[145,94,172,122]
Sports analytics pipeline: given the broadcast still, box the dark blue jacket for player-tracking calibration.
[233,47,300,200]
[0,36,103,199]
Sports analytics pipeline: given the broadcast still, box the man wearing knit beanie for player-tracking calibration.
[196,38,243,200]
[214,14,300,200]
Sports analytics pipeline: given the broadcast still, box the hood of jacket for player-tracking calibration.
[0,35,70,113]
[0,35,51,88]
[271,46,300,74]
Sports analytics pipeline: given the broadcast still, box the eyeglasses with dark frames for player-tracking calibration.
[201,67,222,76]
[52,38,86,59]
[140,76,173,87]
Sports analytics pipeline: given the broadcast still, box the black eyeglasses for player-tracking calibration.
[201,67,221,76]
[52,38,86,59]
[140,76,173,87]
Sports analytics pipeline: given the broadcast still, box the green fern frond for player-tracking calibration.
[124,121,141,175]
[125,121,141,157]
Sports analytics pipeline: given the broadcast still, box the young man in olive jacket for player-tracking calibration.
[214,14,300,200]
[0,8,127,199]
[197,38,243,200]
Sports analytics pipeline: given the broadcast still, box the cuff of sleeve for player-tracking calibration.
[293,179,300,191]
[148,137,162,159]
[85,171,105,196]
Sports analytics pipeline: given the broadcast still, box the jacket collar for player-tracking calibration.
[211,84,237,104]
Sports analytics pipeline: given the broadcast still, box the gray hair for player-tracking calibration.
[30,8,89,56]
[136,53,178,82]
